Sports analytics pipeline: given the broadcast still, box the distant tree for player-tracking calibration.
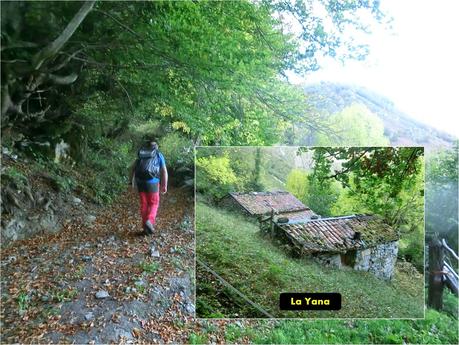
[196,155,239,199]
[247,148,264,191]
[286,169,309,203]
[426,144,458,250]
[304,149,340,216]
[315,104,389,146]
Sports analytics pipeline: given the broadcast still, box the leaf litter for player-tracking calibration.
[0,187,210,343]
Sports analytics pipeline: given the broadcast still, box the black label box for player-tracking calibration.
[279,293,342,310]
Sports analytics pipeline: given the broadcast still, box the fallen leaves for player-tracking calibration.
[1,187,198,343]
[132,327,141,338]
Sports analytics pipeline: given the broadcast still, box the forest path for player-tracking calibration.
[1,187,196,343]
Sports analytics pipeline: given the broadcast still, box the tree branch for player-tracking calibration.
[32,1,96,70]
[112,78,135,116]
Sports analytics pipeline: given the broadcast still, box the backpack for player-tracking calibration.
[135,147,161,180]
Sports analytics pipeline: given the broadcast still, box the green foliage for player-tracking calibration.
[442,290,459,319]
[245,309,457,344]
[305,149,340,216]
[301,147,424,223]
[426,144,458,249]
[285,169,309,203]
[158,131,193,170]
[30,158,77,193]
[2,0,385,155]
[188,333,208,345]
[140,261,160,274]
[82,137,134,204]
[196,155,239,199]
[225,323,257,343]
[315,104,389,146]
[2,166,28,189]
[17,292,30,315]
[247,148,264,191]
[51,288,78,303]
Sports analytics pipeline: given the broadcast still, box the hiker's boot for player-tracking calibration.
[144,220,154,235]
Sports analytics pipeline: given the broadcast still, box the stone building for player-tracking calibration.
[220,191,399,280]
[277,215,399,280]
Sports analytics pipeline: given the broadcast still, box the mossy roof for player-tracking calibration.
[278,215,399,254]
[228,191,311,216]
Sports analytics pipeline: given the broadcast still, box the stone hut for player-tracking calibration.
[219,191,317,221]
[276,215,399,280]
[220,191,399,280]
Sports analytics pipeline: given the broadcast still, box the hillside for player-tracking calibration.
[196,202,424,318]
[302,82,456,148]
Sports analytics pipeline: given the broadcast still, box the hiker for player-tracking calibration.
[129,140,168,234]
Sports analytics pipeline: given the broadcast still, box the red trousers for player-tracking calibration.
[139,192,160,225]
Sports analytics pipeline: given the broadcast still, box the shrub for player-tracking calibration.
[158,131,193,170]
[196,155,239,199]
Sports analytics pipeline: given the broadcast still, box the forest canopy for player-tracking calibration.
[1,0,385,152]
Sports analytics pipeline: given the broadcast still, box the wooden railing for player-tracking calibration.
[428,238,458,310]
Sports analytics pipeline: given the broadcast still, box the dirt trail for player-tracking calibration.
[1,187,196,343]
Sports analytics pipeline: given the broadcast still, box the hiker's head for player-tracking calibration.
[144,139,158,150]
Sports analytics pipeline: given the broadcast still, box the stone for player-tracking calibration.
[82,255,92,262]
[54,139,70,164]
[86,215,97,223]
[150,246,160,258]
[95,290,109,299]
[134,280,146,288]
[84,312,94,321]
[185,302,195,314]
[72,197,82,205]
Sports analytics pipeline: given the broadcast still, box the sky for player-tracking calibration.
[288,0,459,138]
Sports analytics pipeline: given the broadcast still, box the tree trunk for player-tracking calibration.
[428,238,444,310]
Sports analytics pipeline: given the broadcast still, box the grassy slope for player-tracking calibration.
[196,202,424,318]
[216,310,458,344]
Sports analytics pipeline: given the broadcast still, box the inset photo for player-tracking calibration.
[196,146,425,318]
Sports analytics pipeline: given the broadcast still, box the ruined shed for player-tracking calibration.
[277,215,399,280]
[220,191,317,220]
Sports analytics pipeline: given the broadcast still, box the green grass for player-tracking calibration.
[140,261,160,273]
[51,287,78,302]
[188,332,208,344]
[228,309,457,344]
[17,292,30,315]
[196,202,424,318]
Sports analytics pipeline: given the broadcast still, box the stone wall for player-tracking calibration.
[313,253,342,268]
[354,241,399,280]
[311,241,399,280]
